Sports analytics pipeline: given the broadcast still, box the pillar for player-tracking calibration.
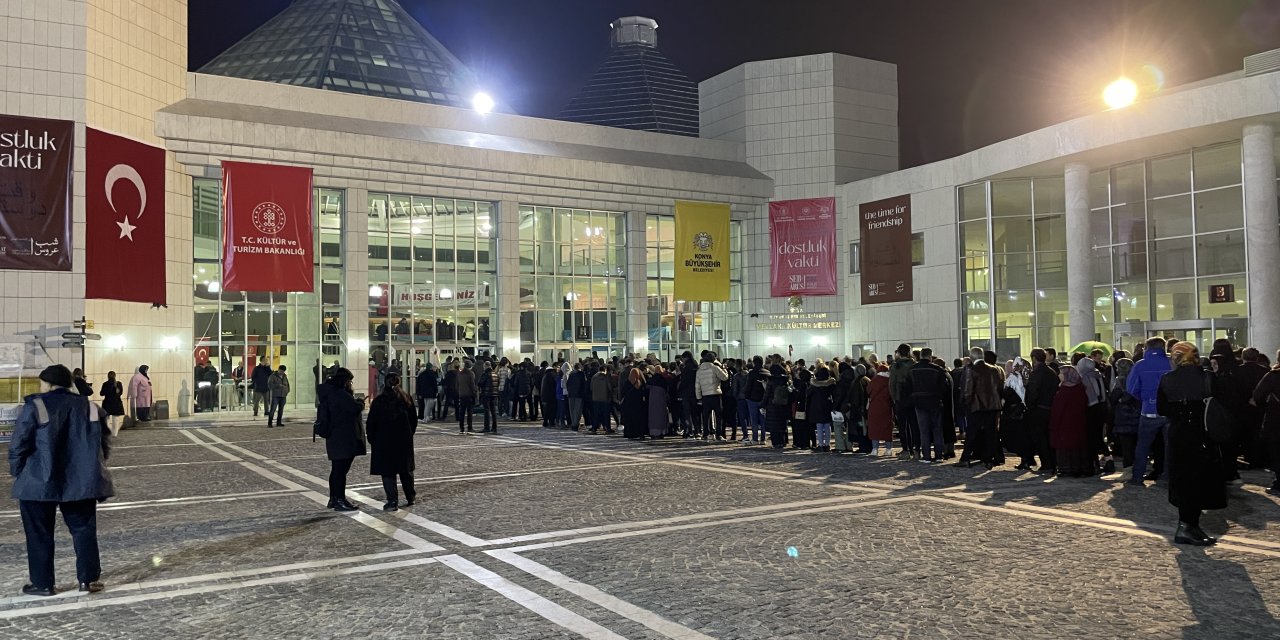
[344,187,371,396]
[625,211,649,356]
[495,200,522,362]
[1243,124,1280,357]
[1064,162,1094,348]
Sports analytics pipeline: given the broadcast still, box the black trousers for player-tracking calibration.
[381,472,415,503]
[458,396,475,431]
[329,457,354,500]
[1029,407,1056,471]
[20,499,100,588]
[962,411,1003,464]
[541,399,557,427]
[515,395,532,420]
[480,396,498,432]
[701,395,723,438]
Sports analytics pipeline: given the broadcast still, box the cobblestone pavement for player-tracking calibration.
[1,418,1278,639]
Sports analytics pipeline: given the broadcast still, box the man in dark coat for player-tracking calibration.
[318,368,366,512]
[250,361,272,418]
[1252,350,1280,495]
[907,348,951,463]
[540,363,559,428]
[1024,348,1061,474]
[9,364,115,596]
[366,373,416,511]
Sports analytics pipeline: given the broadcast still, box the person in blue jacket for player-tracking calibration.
[1127,336,1174,485]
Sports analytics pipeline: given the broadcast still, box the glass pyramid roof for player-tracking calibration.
[199,0,481,109]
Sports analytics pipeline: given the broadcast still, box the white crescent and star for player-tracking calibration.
[105,163,146,242]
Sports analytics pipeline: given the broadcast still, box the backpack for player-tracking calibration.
[769,382,791,408]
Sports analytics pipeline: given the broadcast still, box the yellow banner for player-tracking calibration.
[674,200,730,301]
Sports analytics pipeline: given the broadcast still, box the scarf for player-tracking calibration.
[1004,357,1027,402]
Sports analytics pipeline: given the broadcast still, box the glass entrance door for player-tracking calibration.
[1145,319,1249,354]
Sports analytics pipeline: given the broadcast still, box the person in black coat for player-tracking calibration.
[764,365,792,449]
[318,368,366,512]
[1024,348,1061,474]
[621,368,649,439]
[99,370,126,436]
[1158,342,1227,546]
[367,373,417,512]
[540,364,559,428]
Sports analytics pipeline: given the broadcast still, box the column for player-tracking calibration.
[495,200,522,362]
[1064,162,1094,347]
[1243,124,1280,357]
[625,211,649,356]
[344,187,371,395]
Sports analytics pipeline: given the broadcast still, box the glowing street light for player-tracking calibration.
[471,92,495,114]
[1103,77,1138,110]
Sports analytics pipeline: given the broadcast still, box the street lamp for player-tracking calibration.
[1103,77,1138,109]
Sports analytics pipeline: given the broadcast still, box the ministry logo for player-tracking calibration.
[251,201,287,235]
[692,231,714,251]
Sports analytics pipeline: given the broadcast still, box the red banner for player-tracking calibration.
[221,161,313,293]
[85,128,167,304]
[0,115,73,270]
[769,197,837,297]
[859,194,913,304]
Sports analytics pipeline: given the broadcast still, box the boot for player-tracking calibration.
[1173,522,1214,546]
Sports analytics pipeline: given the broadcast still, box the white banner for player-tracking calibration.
[391,284,489,307]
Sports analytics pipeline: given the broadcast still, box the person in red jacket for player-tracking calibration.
[1050,366,1093,477]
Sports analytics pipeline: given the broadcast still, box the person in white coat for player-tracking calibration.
[695,351,729,440]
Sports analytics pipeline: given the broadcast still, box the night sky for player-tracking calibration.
[189,0,1280,169]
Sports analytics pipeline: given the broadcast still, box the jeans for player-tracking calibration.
[515,395,532,421]
[701,395,723,438]
[381,472,415,504]
[737,398,750,434]
[915,407,944,461]
[268,396,286,424]
[568,398,584,430]
[815,422,832,447]
[530,395,541,421]
[591,401,612,432]
[895,404,918,453]
[252,389,270,416]
[558,397,568,426]
[457,396,475,431]
[480,396,498,432]
[746,400,764,441]
[1133,415,1169,481]
[329,457,354,501]
[20,499,99,588]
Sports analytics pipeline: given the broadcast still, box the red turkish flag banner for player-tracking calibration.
[221,161,313,293]
[769,197,837,297]
[85,128,166,304]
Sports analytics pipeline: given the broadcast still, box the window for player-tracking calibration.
[849,242,860,274]
[911,233,924,266]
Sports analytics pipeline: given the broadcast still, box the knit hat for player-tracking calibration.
[1170,341,1200,368]
[39,364,73,388]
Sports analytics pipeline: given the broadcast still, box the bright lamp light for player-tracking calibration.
[369,284,383,298]
[107,335,126,351]
[161,336,180,351]
[472,92,495,114]
[1103,77,1138,109]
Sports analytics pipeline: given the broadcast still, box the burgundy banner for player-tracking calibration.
[85,128,167,304]
[769,197,837,297]
[859,194,913,305]
[221,161,314,293]
[0,115,73,270]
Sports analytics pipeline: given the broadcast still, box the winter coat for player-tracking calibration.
[621,381,649,438]
[8,388,115,502]
[268,371,291,398]
[1049,383,1088,450]
[867,373,893,441]
[366,392,417,476]
[455,369,479,399]
[745,368,769,403]
[1254,367,1280,436]
[1158,365,1227,511]
[416,368,439,398]
[1128,349,1172,415]
[805,378,836,422]
[512,369,532,396]
[590,372,614,403]
[540,368,559,400]
[1024,364,1060,410]
[695,361,729,398]
[73,378,94,398]
[567,370,589,399]
[99,380,125,417]
[128,372,153,408]
[251,364,272,392]
[907,361,949,410]
[764,376,792,435]
[1077,359,1107,407]
[1109,387,1142,436]
[647,377,670,437]
[318,382,366,461]
[442,369,460,397]
[964,361,1005,413]
[731,370,751,400]
[478,367,498,398]
[888,358,914,407]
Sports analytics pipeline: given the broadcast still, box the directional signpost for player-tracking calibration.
[64,317,101,372]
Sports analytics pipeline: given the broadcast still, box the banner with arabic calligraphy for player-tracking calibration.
[0,114,73,271]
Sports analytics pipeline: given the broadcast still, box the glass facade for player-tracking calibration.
[517,205,628,363]
[367,194,496,375]
[959,141,1250,359]
[192,179,345,412]
[645,216,744,361]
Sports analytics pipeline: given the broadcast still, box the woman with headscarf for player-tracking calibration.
[1108,356,1140,471]
[647,365,671,438]
[867,363,894,456]
[1049,366,1092,477]
[366,373,416,511]
[1002,358,1032,470]
[1077,356,1108,473]
[317,367,366,512]
[128,365,153,422]
[1158,342,1226,546]
[622,367,649,440]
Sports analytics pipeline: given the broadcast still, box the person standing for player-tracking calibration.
[1251,350,1280,495]
[9,364,115,596]
[806,365,836,452]
[1024,349,1060,474]
[540,361,559,429]
[250,360,272,418]
[267,365,290,428]
[439,361,460,422]
[366,373,417,511]
[1108,358,1141,470]
[908,348,950,463]
[647,366,671,438]
[317,368,364,512]
[567,363,587,431]
[678,353,701,438]
[99,371,126,437]
[72,368,94,398]
[512,363,532,421]
[1002,358,1032,469]
[128,365,153,422]
[764,364,792,449]
[590,365,616,434]
[621,367,649,440]
[455,361,478,433]
[415,363,439,422]
[1128,337,1172,485]
[1158,342,1227,545]
[744,356,768,444]
[695,351,729,441]
[888,344,917,460]
[1050,366,1093,477]
[1078,356,1109,472]
[962,349,1005,469]
[731,362,752,442]
[478,360,500,434]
